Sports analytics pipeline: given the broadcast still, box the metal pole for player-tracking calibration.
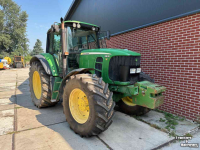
[61,20,68,78]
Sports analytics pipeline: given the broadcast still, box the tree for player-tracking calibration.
[31,39,43,55]
[0,0,29,56]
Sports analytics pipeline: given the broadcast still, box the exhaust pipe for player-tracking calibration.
[61,18,68,77]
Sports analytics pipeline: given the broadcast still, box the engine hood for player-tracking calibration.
[81,48,141,56]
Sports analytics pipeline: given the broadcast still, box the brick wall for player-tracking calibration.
[107,13,200,121]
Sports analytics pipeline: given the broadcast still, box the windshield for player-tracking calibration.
[66,27,99,52]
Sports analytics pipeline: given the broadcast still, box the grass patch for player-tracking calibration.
[131,115,168,133]
[15,106,22,109]
[159,118,165,122]
[155,109,185,132]
[150,124,161,130]
[132,110,192,137]
[7,131,19,134]
[184,133,192,137]
[169,131,177,137]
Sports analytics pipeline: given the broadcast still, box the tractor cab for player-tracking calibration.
[46,20,110,76]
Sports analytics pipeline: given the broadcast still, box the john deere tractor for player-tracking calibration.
[29,18,166,137]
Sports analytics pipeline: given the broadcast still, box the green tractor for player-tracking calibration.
[29,18,166,137]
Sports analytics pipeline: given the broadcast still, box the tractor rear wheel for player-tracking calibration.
[118,72,153,116]
[29,61,58,108]
[63,74,115,137]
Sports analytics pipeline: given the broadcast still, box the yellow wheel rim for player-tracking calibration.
[32,71,42,99]
[122,97,136,106]
[69,88,90,124]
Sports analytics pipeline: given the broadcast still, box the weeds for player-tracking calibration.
[15,106,22,109]
[156,109,185,132]
[150,124,161,130]
[184,133,192,137]
[169,131,177,137]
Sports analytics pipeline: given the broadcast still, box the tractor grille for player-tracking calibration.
[108,56,141,83]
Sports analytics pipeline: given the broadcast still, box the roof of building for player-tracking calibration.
[64,0,81,21]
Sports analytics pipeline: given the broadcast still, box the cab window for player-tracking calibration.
[53,34,61,54]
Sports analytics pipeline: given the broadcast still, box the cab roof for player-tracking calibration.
[64,20,99,27]
[47,20,99,33]
[55,20,98,27]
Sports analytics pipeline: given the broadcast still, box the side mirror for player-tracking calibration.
[106,30,110,40]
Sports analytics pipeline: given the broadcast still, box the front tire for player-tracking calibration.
[63,74,115,137]
[118,72,153,116]
[118,97,150,115]
[29,61,58,108]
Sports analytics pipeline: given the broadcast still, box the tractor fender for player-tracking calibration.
[63,68,94,82]
[30,55,52,76]
[60,68,94,90]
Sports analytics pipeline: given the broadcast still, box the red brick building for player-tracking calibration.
[65,0,200,121]
[107,13,200,121]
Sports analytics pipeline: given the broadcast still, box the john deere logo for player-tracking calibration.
[135,59,138,62]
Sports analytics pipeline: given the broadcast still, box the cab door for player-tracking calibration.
[53,33,63,76]
[46,31,62,76]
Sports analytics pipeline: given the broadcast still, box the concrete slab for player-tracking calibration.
[162,131,200,150]
[139,111,198,136]
[17,103,66,131]
[17,83,29,90]
[17,80,29,86]
[0,79,16,84]
[15,122,109,150]
[99,112,173,150]
[0,82,16,88]
[0,109,14,135]
[0,86,15,92]
[0,104,14,111]
[16,89,31,96]
[16,94,33,107]
[0,90,15,99]
[0,97,15,111]
[0,134,12,150]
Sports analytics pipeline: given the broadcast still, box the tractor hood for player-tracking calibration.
[81,48,141,57]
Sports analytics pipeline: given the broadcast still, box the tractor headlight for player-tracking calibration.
[130,68,141,74]
[77,23,81,28]
[92,27,96,31]
[73,23,76,28]
[136,68,141,73]
[130,68,136,74]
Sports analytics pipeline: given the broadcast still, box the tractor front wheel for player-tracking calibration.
[118,72,153,116]
[63,74,115,137]
[29,61,58,108]
[118,97,150,116]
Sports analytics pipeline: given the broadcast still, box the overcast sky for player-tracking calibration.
[14,0,73,52]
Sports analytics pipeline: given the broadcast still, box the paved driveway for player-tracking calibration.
[0,68,173,150]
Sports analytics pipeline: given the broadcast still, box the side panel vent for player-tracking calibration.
[95,57,103,77]
[96,57,103,62]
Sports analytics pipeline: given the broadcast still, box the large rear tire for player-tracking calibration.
[29,61,58,108]
[63,74,115,137]
[118,72,153,116]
